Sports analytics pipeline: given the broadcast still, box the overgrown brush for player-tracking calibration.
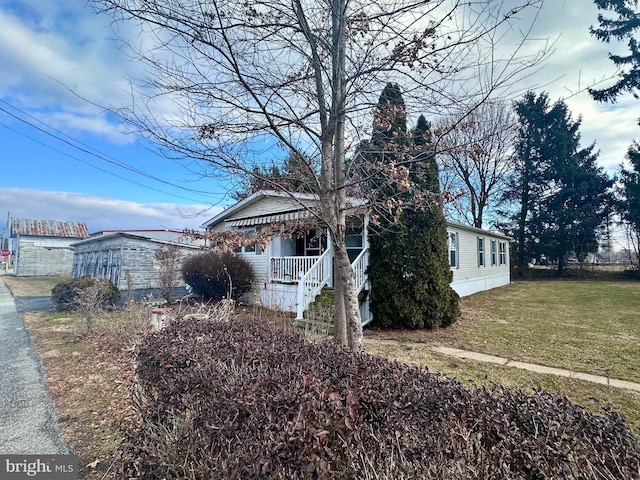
[120,317,640,479]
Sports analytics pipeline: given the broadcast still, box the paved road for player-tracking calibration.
[0,280,69,454]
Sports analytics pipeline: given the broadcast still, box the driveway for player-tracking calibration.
[0,280,69,454]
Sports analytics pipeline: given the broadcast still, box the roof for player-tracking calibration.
[71,230,205,248]
[201,190,511,240]
[11,218,90,239]
[201,190,366,230]
[446,220,511,240]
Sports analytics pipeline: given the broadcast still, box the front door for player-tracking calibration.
[295,229,327,257]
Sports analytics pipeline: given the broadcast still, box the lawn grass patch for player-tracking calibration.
[3,275,70,297]
[369,281,640,382]
[365,339,640,431]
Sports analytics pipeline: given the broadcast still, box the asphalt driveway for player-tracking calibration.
[0,280,69,454]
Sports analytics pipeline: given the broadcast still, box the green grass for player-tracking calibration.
[371,281,640,382]
[366,279,640,431]
[365,341,640,431]
[448,281,640,382]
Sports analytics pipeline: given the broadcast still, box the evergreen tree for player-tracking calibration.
[616,142,640,266]
[590,0,640,104]
[232,151,318,200]
[501,92,612,275]
[367,92,459,329]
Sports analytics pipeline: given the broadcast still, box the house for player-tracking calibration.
[10,218,90,276]
[70,230,204,290]
[201,190,511,326]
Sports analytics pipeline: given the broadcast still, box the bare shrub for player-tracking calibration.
[154,243,185,301]
[74,278,121,335]
[120,318,640,479]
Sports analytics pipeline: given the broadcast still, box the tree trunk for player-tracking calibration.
[333,256,348,346]
[332,234,363,351]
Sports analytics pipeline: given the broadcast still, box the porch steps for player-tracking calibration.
[296,287,335,335]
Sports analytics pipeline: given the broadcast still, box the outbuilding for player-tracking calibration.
[10,218,89,277]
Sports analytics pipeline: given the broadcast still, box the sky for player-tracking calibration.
[1,0,639,238]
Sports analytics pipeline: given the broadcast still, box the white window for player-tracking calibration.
[234,227,262,255]
[477,237,485,267]
[499,241,507,265]
[448,231,459,268]
[491,239,497,266]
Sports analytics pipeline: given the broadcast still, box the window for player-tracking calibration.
[346,226,363,263]
[477,237,485,267]
[448,231,458,268]
[491,240,497,266]
[499,241,507,265]
[234,227,262,255]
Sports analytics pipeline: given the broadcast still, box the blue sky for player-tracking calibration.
[1,0,639,238]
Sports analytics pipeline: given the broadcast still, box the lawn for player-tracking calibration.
[367,280,640,382]
[2,274,69,297]
[4,274,640,465]
[366,279,640,430]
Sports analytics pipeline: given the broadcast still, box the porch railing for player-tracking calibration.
[351,246,369,294]
[296,248,333,319]
[271,256,320,283]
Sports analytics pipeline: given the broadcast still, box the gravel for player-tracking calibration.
[0,280,69,454]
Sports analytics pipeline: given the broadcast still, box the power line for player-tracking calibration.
[0,122,210,203]
[0,99,220,201]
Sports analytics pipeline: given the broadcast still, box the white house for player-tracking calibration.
[201,191,510,326]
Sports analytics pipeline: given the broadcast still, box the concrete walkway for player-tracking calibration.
[366,339,640,393]
[0,279,69,454]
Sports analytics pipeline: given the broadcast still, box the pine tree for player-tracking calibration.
[501,92,612,275]
[367,96,459,329]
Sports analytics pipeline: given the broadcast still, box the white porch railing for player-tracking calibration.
[271,256,320,283]
[351,247,369,294]
[296,248,333,319]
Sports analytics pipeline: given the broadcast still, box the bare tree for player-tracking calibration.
[154,243,186,301]
[436,101,517,228]
[91,0,548,350]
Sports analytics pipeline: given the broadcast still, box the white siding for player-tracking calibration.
[449,225,510,297]
[226,195,316,221]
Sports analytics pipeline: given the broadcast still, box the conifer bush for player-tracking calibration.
[120,317,640,479]
[51,275,120,312]
[181,250,254,300]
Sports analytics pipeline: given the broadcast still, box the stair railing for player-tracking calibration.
[296,247,333,319]
[351,246,369,294]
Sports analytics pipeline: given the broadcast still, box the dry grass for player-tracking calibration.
[5,274,640,474]
[365,339,640,431]
[367,281,640,382]
[3,274,70,296]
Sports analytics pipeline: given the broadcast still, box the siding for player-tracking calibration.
[226,195,316,221]
[449,225,510,296]
[14,237,76,276]
[72,235,198,290]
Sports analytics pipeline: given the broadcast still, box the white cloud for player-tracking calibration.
[0,188,220,233]
[0,3,141,142]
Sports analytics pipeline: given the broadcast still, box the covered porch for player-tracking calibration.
[262,219,372,324]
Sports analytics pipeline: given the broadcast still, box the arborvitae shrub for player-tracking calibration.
[181,250,254,300]
[120,317,640,479]
[51,275,120,311]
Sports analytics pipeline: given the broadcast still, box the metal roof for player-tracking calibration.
[11,218,90,239]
